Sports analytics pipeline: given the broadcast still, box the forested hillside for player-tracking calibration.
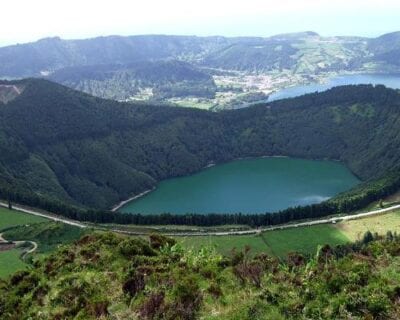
[0,79,400,219]
[48,60,217,101]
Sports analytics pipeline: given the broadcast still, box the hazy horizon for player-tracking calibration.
[1,29,399,47]
[1,0,399,47]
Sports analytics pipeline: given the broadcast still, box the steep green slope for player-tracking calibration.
[0,79,400,216]
[1,232,399,319]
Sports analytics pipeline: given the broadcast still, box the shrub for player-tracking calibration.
[165,275,202,320]
[87,299,109,318]
[367,292,389,317]
[149,233,176,250]
[233,261,264,287]
[207,282,223,299]
[287,252,305,269]
[139,291,165,319]
[122,272,146,298]
[118,238,156,258]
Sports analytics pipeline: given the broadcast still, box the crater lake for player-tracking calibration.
[119,157,360,215]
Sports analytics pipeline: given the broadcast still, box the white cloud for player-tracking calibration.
[1,0,399,45]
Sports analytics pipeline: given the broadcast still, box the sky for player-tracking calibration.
[1,0,399,46]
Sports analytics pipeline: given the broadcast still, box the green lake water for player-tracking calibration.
[119,157,360,215]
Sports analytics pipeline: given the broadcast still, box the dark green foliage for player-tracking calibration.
[362,231,374,244]
[118,238,156,258]
[1,79,400,226]
[149,233,177,249]
[166,275,203,320]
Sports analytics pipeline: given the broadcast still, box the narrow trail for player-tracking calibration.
[0,232,38,259]
[15,241,38,255]
[1,201,400,237]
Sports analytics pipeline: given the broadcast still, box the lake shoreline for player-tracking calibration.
[112,156,291,212]
[111,187,156,212]
[113,156,359,214]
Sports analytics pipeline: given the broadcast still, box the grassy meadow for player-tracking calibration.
[0,207,47,230]
[0,249,27,278]
[181,210,400,259]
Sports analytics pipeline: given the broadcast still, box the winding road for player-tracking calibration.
[1,201,400,237]
[0,232,38,258]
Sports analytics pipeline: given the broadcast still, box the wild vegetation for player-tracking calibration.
[1,231,400,319]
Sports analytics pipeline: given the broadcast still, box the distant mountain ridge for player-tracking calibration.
[0,32,399,107]
[1,31,398,77]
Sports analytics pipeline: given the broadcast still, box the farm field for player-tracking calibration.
[260,224,349,258]
[0,249,27,278]
[1,204,400,279]
[336,210,400,241]
[0,207,47,230]
[181,210,400,258]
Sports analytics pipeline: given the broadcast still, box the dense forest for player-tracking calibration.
[48,60,217,101]
[1,231,400,319]
[0,79,400,225]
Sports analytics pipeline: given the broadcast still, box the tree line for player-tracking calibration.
[2,168,399,227]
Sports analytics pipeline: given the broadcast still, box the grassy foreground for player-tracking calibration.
[1,232,400,319]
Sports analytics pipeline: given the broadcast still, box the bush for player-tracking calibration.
[118,238,156,258]
[139,291,165,319]
[149,233,176,250]
[165,275,202,320]
[122,272,146,298]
